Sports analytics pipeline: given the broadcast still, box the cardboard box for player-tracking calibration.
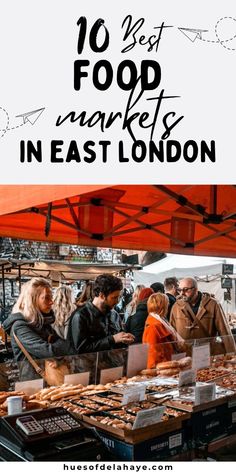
[95,428,187,460]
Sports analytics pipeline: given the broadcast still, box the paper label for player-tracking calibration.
[126,344,149,378]
[192,343,210,370]
[100,366,123,385]
[121,385,146,405]
[15,379,44,395]
[169,432,182,449]
[228,399,236,408]
[171,352,186,361]
[64,372,89,386]
[132,406,165,429]
[195,382,216,405]
[179,368,196,387]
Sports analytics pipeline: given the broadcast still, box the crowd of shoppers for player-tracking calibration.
[2,272,235,378]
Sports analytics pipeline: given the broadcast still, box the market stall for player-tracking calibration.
[1,184,236,460]
[1,340,236,461]
[1,185,236,257]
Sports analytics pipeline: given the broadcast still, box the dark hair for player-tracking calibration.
[164,277,179,291]
[93,274,123,297]
[150,282,164,294]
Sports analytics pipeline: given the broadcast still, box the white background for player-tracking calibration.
[0,0,235,183]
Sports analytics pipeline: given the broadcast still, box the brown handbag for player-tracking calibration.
[13,332,69,386]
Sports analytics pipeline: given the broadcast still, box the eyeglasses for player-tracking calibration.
[179,287,195,293]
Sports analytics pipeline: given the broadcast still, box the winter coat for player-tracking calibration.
[67,301,123,354]
[142,314,176,368]
[125,300,148,343]
[3,312,72,380]
[53,318,70,340]
[170,292,235,354]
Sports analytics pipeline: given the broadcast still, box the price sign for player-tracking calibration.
[121,385,146,405]
[133,406,165,429]
[179,369,196,387]
[195,383,216,405]
[192,344,210,370]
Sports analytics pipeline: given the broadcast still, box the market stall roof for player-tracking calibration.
[133,254,236,285]
[1,184,236,257]
[0,259,140,282]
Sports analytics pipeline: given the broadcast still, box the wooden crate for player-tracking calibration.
[82,410,190,444]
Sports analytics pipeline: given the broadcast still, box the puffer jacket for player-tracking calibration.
[170,292,235,354]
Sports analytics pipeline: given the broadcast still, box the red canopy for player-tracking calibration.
[0,184,236,257]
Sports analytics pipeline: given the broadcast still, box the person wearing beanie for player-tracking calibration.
[125,287,154,343]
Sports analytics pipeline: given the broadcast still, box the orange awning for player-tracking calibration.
[0,184,236,257]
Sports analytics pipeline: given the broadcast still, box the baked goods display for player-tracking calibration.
[196,368,229,382]
[83,400,187,432]
[210,354,236,370]
[216,373,236,390]
[146,384,174,393]
[89,415,133,430]
[80,394,122,409]
[154,357,192,377]
[158,368,180,377]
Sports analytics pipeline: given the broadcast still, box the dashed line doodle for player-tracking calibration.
[0,107,45,139]
[178,17,236,51]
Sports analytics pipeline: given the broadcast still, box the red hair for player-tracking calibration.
[138,287,154,301]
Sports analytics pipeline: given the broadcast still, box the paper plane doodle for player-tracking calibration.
[178,27,208,42]
[16,107,45,125]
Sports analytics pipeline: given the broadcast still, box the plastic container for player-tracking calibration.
[7,396,23,415]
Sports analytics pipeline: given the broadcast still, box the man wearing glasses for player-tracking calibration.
[170,277,235,354]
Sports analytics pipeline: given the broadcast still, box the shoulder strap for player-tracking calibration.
[12,331,45,378]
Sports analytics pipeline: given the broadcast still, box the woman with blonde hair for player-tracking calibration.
[3,277,71,379]
[124,284,145,322]
[53,285,77,339]
[143,292,184,368]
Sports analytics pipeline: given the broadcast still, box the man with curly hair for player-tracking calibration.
[68,274,134,354]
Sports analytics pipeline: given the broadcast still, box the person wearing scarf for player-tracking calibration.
[143,292,185,368]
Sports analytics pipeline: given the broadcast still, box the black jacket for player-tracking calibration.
[67,301,122,354]
[125,300,148,343]
[3,312,71,362]
[166,293,176,321]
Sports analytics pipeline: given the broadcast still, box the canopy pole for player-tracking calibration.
[1,265,6,308]
[210,185,217,215]
[18,265,22,292]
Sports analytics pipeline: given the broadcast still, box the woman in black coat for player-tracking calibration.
[125,287,154,343]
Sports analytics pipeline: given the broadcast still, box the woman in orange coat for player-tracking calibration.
[143,293,184,368]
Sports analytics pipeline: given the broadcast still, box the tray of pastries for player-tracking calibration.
[215,373,236,391]
[81,397,191,444]
[196,367,229,382]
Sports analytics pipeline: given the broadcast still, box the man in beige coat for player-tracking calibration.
[170,277,235,354]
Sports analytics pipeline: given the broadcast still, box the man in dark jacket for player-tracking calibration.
[164,277,179,321]
[68,274,134,354]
